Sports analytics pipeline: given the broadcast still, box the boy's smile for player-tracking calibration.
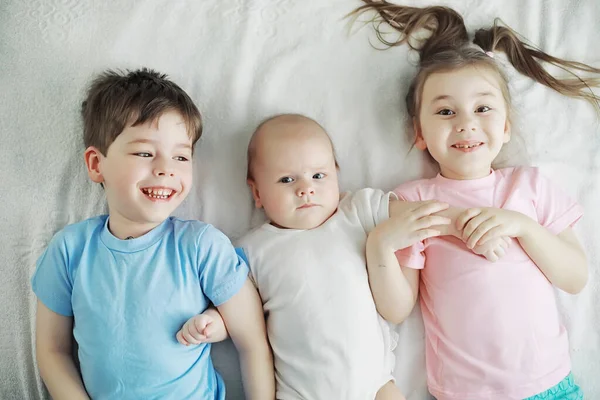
[86,110,193,239]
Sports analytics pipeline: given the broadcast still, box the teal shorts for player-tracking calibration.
[524,373,583,400]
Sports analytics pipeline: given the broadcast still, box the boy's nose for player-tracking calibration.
[153,161,175,177]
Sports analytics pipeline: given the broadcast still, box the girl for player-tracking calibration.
[352,1,600,399]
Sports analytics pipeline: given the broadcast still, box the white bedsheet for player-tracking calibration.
[1,0,598,398]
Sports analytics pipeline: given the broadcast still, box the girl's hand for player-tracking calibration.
[471,236,511,262]
[456,208,529,249]
[176,309,228,346]
[374,200,451,251]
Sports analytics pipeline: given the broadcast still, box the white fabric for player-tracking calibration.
[1,1,599,399]
[239,189,397,400]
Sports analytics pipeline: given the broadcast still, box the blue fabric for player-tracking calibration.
[32,215,249,400]
[524,373,584,400]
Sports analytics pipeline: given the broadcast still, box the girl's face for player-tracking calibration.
[415,66,511,180]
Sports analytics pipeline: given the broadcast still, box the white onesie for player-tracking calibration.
[239,188,398,400]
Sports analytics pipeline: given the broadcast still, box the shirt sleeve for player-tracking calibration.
[531,168,583,234]
[31,231,74,316]
[351,188,398,233]
[198,225,250,306]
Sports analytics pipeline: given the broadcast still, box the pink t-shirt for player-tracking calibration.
[394,167,583,400]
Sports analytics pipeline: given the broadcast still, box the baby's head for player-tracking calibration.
[82,68,202,234]
[247,114,340,230]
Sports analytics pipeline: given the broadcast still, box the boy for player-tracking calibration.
[32,68,274,400]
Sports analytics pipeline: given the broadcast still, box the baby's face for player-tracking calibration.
[249,124,340,230]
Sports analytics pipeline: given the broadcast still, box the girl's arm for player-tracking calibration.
[517,224,587,294]
[458,208,588,294]
[366,231,420,324]
[35,300,90,400]
[366,200,450,323]
[217,279,275,400]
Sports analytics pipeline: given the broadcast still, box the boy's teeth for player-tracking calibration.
[143,188,173,199]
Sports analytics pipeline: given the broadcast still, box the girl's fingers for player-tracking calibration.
[456,208,481,231]
[462,214,489,242]
[476,225,504,247]
[413,201,450,217]
[466,218,496,248]
[417,228,442,242]
[415,215,451,229]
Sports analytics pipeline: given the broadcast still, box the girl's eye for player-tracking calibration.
[313,173,325,179]
[174,156,190,162]
[279,177,293,184]
[437,109,455,116]
[476,105,491,113]
[134,152,152,157]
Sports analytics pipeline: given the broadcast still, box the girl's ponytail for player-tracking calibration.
[474,21,600,109]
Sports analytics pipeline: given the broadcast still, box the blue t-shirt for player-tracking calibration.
[31,216,249,400]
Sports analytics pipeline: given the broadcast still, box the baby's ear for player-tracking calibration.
[84,146,104,183]
[247,179,262,209]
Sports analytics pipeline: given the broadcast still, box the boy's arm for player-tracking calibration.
[35,300,90,400]
[217,279,275,400]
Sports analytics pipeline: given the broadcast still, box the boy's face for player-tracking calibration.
[86,110,193,238]
[248,121,340,230]
[415,66,510,180]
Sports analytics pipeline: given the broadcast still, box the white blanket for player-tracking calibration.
[1,0,598,399]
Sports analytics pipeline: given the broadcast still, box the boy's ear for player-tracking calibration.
[84,146,104,183]
[247,179,263,209]
[413,118,427,151]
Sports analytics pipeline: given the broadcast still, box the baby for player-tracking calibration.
[238,113,458,400]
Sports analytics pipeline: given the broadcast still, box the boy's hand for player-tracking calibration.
[471,236,511,262]
[176,308,228,346]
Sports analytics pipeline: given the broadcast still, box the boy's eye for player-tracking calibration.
[313,173,325,179]
[279,177,294,184]
[134,152,152,157]
[476,106,491,113]
[437,109,455,116]
[174,156,190,162]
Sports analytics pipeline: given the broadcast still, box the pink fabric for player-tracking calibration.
[394,167,583,400]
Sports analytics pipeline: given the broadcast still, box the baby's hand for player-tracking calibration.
[176,308,228,346]
[471,236,511,262]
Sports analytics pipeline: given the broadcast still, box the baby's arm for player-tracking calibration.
[457,208,587,293]
[177,306,228,345]
[35,300,90,400]
[217,279,275,400]
[366,200,450,323]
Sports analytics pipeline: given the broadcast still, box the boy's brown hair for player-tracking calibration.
[81,68,203,155]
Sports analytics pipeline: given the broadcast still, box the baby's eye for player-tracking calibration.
[437,109,455,116]
[279,177,294,184]
[312,173,325,180]
[134,152,152,158]
[476,105,491,113]
[174,156,190,162]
